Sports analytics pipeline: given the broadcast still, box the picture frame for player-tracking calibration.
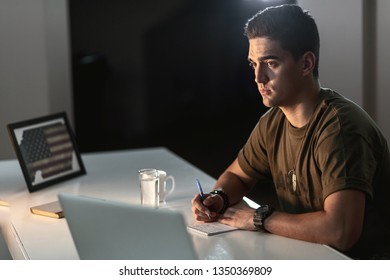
[7,112,86,192]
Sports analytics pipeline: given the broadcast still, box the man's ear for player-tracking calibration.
[302,51,316,77]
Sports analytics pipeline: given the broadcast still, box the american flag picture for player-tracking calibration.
[8,112,86,192]
[19,122,74,184]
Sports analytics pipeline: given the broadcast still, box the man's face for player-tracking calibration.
[248,37,304,108]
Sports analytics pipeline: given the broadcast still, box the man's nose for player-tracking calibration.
[254,64,268,84]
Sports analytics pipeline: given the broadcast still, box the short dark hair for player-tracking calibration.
[244,4,320,78]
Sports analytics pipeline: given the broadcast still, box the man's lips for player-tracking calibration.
[259,87,271,96]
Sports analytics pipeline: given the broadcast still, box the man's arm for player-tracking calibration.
[213,158,258,204]
[264,189,365,252]
[191,158,257,221]
[218,185,366,252]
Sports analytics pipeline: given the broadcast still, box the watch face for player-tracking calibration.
[254,205,273,230]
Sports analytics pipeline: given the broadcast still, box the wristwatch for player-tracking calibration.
[253,205,274,231]
[209,189,230,214]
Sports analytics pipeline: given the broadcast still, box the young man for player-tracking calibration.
[192,4,390,259]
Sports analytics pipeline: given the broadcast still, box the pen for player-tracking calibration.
[196,179,205,201]
[196,179,211,219]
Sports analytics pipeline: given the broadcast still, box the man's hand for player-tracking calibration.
[191,193,224,222]
[218,201,257,230]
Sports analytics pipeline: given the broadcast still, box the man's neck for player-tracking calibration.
[280,80,321,128]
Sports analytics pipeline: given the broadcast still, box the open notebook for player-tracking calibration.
[58,193,197,260]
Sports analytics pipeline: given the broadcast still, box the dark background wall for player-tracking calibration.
[69,0,294,180]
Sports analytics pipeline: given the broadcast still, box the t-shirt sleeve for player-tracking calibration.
[316,118,375,200]
[237,121,271,181]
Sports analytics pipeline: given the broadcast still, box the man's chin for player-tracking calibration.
[261,97,273,108]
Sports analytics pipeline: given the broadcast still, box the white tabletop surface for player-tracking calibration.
[0,147,348,260]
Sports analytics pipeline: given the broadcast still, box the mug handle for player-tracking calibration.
[163,175,175,197]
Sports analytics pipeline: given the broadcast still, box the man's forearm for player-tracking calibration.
[213,170,254,206]
[264,190,365,252]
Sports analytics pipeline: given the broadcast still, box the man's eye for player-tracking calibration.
[266,61,278,68]
[249,62,256,69]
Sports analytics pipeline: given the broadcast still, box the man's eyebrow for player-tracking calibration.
[248,55,280,63]
[258,55,280,61]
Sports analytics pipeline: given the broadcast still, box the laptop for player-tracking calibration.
[58,193,197,260]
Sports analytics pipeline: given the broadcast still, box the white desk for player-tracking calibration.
[0,147,348,260]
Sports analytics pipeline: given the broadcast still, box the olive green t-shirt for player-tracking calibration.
[238,88,390,259]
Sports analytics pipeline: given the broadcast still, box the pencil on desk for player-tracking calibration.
[0,200,9,207]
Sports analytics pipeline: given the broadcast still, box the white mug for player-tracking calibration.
[157,170,175,203]
[138,169,159,208]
